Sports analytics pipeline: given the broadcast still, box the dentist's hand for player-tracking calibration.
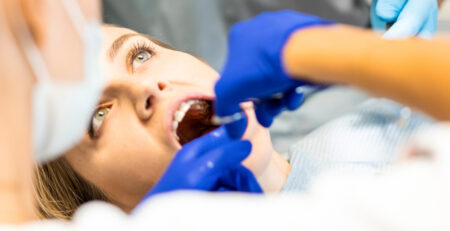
[372,0,439,39]
[142,127,262,200]
[215,10,334,138]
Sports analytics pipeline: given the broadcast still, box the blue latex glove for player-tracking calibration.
[142,126,262,200]
[215,10,334,138]
[371,0,438,39]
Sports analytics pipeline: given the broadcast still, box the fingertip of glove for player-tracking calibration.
[285,89,305,111]
[375,2,399,21]
[239,140,252,152]
[256,112,274,128]
[224,115,248,139]
[228,140,252,160]
[208,126,228,139]
[418,31,434,40]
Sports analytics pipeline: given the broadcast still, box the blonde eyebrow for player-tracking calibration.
[108,33,140,61]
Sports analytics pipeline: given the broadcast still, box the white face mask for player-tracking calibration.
[17,0,104,163]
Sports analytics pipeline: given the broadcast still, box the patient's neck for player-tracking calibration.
[257,150,291,193]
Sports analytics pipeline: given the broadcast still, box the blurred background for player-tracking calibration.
[102,0,372,70]
[101,0,449,153]
[438,1,450,31]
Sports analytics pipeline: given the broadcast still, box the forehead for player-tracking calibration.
[101,26,137,51]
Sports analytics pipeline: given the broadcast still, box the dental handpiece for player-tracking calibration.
[212,87,304,125]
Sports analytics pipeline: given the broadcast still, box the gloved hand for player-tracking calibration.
[371,0,438,39]
[215,10,334,138]
[142,126,262,201]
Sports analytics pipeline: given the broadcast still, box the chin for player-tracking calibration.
[240,106,273,177]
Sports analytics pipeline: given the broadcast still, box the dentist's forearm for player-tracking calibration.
[0,81,36,223]
[0,186,36,223]
[284,25,450,120]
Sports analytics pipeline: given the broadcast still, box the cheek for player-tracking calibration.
[69,112,177,198]
[154,52,219,88]
[97,115,174,183]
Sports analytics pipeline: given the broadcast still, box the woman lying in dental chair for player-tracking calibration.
[35,24,432,220]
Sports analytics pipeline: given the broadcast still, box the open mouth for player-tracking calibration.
[171,99,219,145]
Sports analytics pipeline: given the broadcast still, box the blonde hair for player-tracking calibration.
[35,158,109,220]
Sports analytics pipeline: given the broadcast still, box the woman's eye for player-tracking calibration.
[90,107,111,138]
[132,51,151,69]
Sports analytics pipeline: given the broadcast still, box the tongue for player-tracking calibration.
[176,100,219,145]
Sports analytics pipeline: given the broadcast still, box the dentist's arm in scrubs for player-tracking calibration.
[372,0,443,39]
[215,10,450,136]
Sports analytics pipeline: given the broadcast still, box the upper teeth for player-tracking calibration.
[172,100,200,140]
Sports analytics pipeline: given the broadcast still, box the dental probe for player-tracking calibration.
[211,111,247,125]
[211,102,257,125]
[212,87,304,125]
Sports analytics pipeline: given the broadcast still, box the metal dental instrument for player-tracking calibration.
[212,87,304,125]
[211,100,260,125]
[211,111,247,125]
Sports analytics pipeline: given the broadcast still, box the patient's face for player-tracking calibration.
[64,26,273,211]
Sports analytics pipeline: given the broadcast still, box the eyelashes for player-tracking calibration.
[126,41,155,72]
[88,102,114,139]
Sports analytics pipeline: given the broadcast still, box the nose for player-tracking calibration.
[135,80,169,121]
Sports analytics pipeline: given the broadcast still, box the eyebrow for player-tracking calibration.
[108,33,141,61]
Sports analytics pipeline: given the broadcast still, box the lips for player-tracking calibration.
[171,99,219,145]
